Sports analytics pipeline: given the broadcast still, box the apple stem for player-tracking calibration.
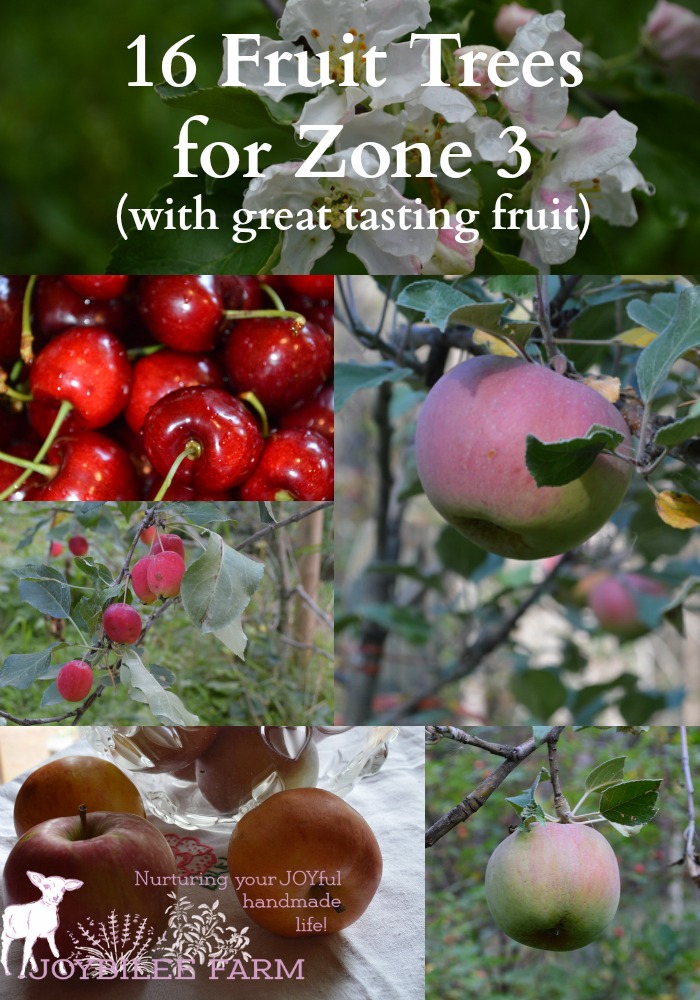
[0,450,55,477]
[0,398,73,500]
[79,803,88,837]
[153,440,203,501]
[238,391,270,438]
[20,275,38,366]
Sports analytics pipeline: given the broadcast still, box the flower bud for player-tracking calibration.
[454,45,502,99]
[423,219,483,275]
[643,0,700,62]
[493,3,537,44]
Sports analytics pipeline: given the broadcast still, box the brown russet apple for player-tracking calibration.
[196,727,319,814]
[13,756,145,836]
[2,809,177,965]
[227,787,383,937]
[116,725,219,773]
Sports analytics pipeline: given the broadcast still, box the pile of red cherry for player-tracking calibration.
[0,275,334,500]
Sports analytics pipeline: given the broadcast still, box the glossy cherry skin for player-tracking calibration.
[26,432,140,500]
[143,386,264,493]
[125,350,224,434]
[139,276,223,353]
[32,276,133,342]
[282,275,334,300]
[280,386,334,444]
[216,276,262,311]
[237,429,333,500]
[0,276,28,364]
[0,443,45,498]
[62,275,129,300]
[223,319,332,418]
[29,327,132,429]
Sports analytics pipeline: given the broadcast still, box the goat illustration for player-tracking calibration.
[1,871,83,978]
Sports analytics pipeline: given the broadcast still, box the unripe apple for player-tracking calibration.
[588,573,667,640]
[68,535,89,556]
[151,532,186,559]
[415,356,633,560]
[131,555,158,604]
[103,602,143,644]
[147,550,186,598]
[485,822,620,950]
[56,660,93,702]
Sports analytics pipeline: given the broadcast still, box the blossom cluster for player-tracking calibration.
[221,0,658,275]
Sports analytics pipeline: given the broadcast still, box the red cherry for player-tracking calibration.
[131,555,158,604]
[62,275,129,300]
[32,276,133,342]
[29,327,132,429]
[143,386,263,493]
[223,319,332,418]
[0,443,46,498]
[237,429,333,500]
[0,276,28,364]
[125,349,224,434]
[151,533,186,560]
[147,551,186,598]
[217,276,262,311]
[56,659,93,702]
[68,536,89,557]
[282,276,334,300]
[102,602,143,644]
[26,432,140,500]
[139,276,223,353]
[279,386,334,444]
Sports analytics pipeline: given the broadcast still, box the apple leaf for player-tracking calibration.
[584,756,627,793]
[396,280,471,330]
[121,650,199,725]
[181,534,264,655]
[0,645,64,690]
[635,286,700,403]
[599,779,662,827]
[334,362,415,411]
[12,564,71,618]
[532,727,552,746]
[525,425,627,487]
[655,401,700,448]
[258,502,276,524]
[626,292,679,334]
[116,501,143,523]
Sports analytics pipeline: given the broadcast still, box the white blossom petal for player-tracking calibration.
[274,226,336,274]
[552,112,638,183]
[220,38,319,99]
[295,87,365,138]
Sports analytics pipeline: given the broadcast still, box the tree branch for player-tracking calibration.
[235,501,333,550]
[680,725,700,889]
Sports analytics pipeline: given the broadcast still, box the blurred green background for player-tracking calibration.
[426,727,700,999]
[2,0,700,272]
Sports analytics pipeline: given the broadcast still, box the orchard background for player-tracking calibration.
[425,725,700,999]
[335,275,700,726]
[0,501,334,726]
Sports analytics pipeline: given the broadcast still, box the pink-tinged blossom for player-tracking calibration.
[422,218,483,274]
[644,0,700,62]
[454,45,502,100]
[494,3,538,44]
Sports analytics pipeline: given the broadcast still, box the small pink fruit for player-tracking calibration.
[140,526,156,546]
[50,541,64,558]
[588,573,666,640]
[103,603,143,645]
[151,533,185,560]
[56,660,93,702]
[147,551,186,598]
[68,535,89,557]
[131,555,158,604]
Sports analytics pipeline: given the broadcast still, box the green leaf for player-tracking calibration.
[258,502,276,524]
[655,401,700,448]
[636,286,700,402]
[435,526,488,578]
[525,425,627,487]
[599,779,662,826]
[584,756,627,793]
[396,281,472,330]
[510,668,567,719]
[626,292,679,334]
[532,726,551,746]
[488,276,537,298]
[117,502,143,523]
[0,646,63,690]
[121,650,199,725]
[334,361,414,410]
[476,244,539,274]
[356,603,431,645]
[13,564,71,618]
[181,533,264,657]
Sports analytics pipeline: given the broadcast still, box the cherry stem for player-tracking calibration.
[0,450,55,477]
[78,803,88,837]
[127,344,165,360]
[223,308,306,330]
[0,398,73,500]
[153,440,203,501]
[239,391,270,438]
[259,283,286,312]
[0,384,32,402]
[20,275,38,366]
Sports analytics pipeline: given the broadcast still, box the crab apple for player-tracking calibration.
[228,787,383,937]
[103,602,143,645]
[131,555,158,604]
[588,573,667,640]
[151,532,186,560]
[415,356,633,560]
[49,541,64,558]
[147,550,186,598]
[140,526,157,545]
[485,822,620,951]
[68,535,89,557]
[56,660,93,702]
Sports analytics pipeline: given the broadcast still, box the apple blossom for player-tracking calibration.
[644,0,700,62]
[454,45,503,100]
[422,218,483,274]
[494,3,537,44]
